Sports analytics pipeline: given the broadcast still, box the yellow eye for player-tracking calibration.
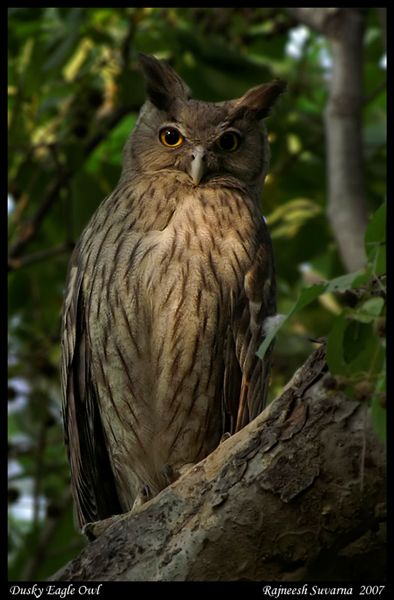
[159,127,184,148]
[217,130,241,152]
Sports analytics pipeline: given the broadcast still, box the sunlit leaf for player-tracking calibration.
[257,282,326,358]
[324,271,366,293]
[358,297,385,317]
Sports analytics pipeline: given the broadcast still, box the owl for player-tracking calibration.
[61,54,285,532]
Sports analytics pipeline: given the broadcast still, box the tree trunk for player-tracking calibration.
[288,8,369,272]
[324,9,368,273]
[50,345,386,582]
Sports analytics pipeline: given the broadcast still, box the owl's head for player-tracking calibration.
[123,54,286,192]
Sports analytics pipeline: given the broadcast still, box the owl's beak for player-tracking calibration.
[189,146,206,185]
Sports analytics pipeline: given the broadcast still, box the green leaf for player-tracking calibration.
[258,268,368,360]
[358,297,385,317]
[350,271,372,288]
[365,202,386,275]
[343,321,371,364]
[368,243,386,276]
[257,314,286,359]
[43,9,85,72]
[371,370,386,442]
[268,198,322,239]
[71,170,105,235]
[328,315,384,377]
[324,271,366,293]
[257,270,366,360]
[257,283,326,359]
[326,314,347,375]
[348,311,377,324]
[18,38,48,94]
[365,203,386,244]
[364,121,387,147]
[293,283,328,310]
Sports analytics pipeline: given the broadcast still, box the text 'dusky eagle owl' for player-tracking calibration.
[61,54,285,530]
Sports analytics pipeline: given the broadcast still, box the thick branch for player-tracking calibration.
[289,8,369,272]
[324,10,368,272]
[287,8,342,35]
[51,346,386,582]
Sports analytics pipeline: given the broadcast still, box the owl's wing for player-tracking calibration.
[61,254,122,528]
[223,219,276,434]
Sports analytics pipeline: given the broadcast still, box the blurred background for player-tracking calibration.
[8,8,386,580]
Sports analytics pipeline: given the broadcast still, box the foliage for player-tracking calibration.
[259,203,386,441]
[8,8,386,580]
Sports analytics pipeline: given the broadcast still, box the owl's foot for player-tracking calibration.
[177,462,196,476]
[220,432,232,443]
[82,513,129,541]
[83,486,152,541]
[161,464,178,484]
[161,462,195,486]
[131,484,152,510]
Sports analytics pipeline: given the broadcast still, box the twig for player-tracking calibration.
[8,104,139,263]
[32,420,48,530]
[20,489,74,581]
[8,171,71,261]
[8,243,74,272]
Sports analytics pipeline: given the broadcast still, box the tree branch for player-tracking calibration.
[8,171,71,261]
[288,8,369,272]
[324,10,368,272]
[8,243,74,272]
[50,345,386,582]
[287,8,342,36]
[8,105,138,263]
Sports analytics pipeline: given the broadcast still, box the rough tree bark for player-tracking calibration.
[51,345,386,582]
[288,8,369,272]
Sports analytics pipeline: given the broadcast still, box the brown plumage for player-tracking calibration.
[61,54,285,529]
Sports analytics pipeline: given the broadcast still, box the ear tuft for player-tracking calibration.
[230,79,287,121]
[138,53,191,110]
